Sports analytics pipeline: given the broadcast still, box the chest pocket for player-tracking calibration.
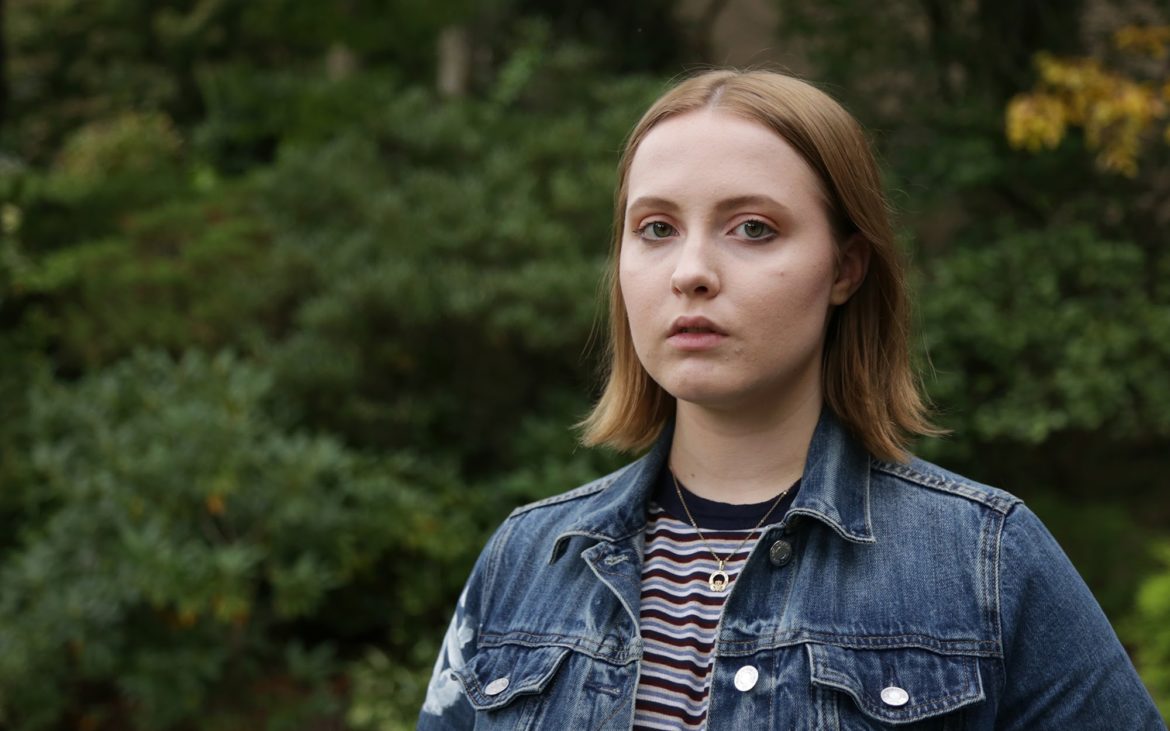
[807,644,985,728]
[453,644,570,713]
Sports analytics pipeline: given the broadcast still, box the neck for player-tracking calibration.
[669,389,822,505]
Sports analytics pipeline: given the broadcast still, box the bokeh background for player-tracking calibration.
[1,0,1169,728]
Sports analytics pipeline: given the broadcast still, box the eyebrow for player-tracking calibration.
[626,194,792,217]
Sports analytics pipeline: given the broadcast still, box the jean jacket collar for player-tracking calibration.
[551,407,875,560]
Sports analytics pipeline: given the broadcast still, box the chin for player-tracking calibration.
[659,367,814,415]
[659,379,750,410]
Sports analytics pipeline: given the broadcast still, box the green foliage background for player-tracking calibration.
[1,1,1168,727]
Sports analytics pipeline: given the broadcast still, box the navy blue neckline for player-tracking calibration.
[652,465,799,531]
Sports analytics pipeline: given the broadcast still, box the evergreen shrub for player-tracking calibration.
[0,351,458,729]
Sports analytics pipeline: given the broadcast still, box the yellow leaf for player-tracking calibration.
[1006,93,1067,151]
[1114,25,1170,59]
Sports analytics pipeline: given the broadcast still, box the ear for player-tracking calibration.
[829,233,871,306]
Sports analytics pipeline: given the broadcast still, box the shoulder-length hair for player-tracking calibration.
[578,69,938,463]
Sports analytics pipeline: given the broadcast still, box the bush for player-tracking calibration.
[16,194,305,373]
[54,112,183,185]
[1,46,650,727]
[921,224,1170,448]
[345,649,433,731]
[0,350,463,729]
[251,45,662,473]
[1131,543,1170,718]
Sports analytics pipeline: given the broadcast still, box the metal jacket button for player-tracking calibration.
[880,686,909,706]
[733,665,759,691]
[484,677,510,696]
[769,539,793,567]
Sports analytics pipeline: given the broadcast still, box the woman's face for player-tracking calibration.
[619,109,865,415]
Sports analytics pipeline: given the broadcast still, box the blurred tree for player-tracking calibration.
[1,0,8,126]
[3,0,693,164]
[0,32,649,725]
[503,0,691,72]
[4,0,449,161]
[1007,25,1170,175]
[0,350,476,729]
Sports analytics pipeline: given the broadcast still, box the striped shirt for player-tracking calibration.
[633,470,798,730]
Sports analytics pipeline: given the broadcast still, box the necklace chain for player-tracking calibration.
[670,469,790,592]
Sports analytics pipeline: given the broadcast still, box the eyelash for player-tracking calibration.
[632,221,677,240]
[732,219,777,241]
[632,219,777,242]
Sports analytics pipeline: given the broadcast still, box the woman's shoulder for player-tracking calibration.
[507,460,642,521]
[871,454,1023,515]
[486,454,656,556]
[854,455,1047,561]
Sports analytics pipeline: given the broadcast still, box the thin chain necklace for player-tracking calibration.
[670,470,791,593]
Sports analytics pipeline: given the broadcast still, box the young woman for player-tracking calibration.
[417,70,1164,730]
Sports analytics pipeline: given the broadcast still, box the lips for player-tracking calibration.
[669,316,726,336]
[667,316,727,351]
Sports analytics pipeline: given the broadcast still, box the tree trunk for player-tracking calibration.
[437,25,471,99]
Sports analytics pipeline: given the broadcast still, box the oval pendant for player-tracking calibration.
[709,570,729,592]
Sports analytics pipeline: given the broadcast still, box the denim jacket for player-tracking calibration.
[418,412,1164,730]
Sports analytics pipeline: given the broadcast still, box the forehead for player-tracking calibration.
[625,109,826,210]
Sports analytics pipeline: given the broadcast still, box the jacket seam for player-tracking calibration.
[507,464,633,518]
[480,516,518,636]
[716,631,1001,656]
[977,502,1003,653]
[873,461,1019,514]
[478,631,641,665]
[993,502,1015,700]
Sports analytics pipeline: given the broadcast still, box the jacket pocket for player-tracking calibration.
[453,644,571,712]
[807,644,984,727]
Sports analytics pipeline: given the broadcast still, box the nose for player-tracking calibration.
[670,233,720,298]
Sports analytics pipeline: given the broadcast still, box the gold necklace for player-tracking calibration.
[670,470,791,592]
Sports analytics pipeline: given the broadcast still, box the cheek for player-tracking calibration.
[753,260,837,333]
[776,246,838,302]
[791,264,836,306]
[757,262,824,298]
[618,251,652,327]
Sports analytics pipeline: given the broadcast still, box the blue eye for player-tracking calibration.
[636,221,677,240]
[734,219,776,240]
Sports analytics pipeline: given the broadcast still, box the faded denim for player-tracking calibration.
[418,411,1165,729]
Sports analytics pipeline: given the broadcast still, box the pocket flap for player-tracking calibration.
[807,644,985,724]
[454,644,570,711]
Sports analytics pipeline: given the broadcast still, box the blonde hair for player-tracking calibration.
[578,69,939,462]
